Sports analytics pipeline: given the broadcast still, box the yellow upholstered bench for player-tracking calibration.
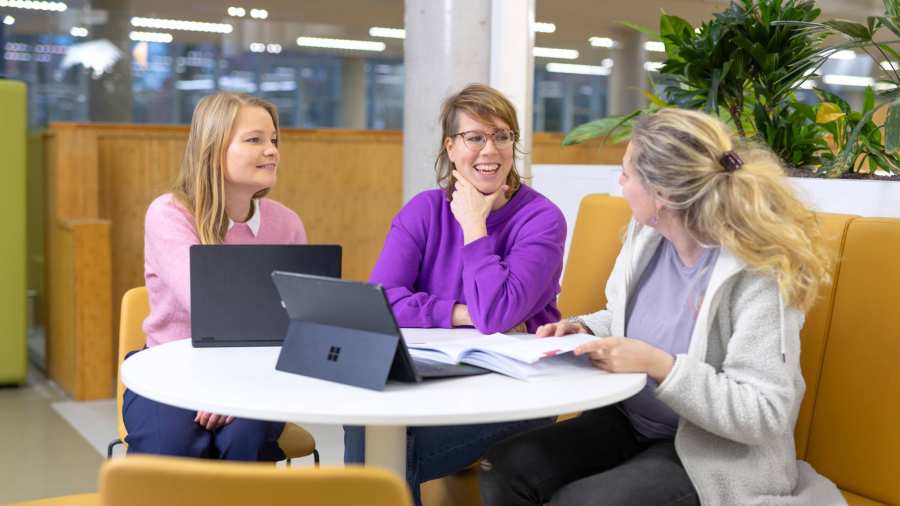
[802,218,900,505]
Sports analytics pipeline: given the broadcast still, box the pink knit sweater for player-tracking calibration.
[142,193,307,346]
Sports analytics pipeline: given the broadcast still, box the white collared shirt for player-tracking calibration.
[227,199,261,236]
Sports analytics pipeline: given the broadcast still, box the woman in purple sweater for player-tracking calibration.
[345,84,566,504]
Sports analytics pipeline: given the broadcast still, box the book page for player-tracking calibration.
[406,333,521,363]
[403,329,601,378]
[474,334,598,364]
[401,327,496,345]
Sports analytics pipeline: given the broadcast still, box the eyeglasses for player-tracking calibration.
[451,129,517,151]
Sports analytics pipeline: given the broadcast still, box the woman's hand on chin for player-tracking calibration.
[450,170,508,244]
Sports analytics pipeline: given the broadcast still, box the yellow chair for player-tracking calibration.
[107,287,319,465]
[7,456,413,506]
[557,194,633,318]
[99,456,413,506]
[5,494,98,506]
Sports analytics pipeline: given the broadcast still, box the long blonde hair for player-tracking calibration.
[172,92,279,245]
[434,83,522,199]
[630,108,830,310]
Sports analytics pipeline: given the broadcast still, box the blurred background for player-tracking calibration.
[0,0,883,131]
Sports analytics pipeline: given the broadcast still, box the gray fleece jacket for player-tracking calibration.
[578,220,845,506]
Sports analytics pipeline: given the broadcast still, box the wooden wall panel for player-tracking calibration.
[51,128,100,219]
[532,132,627,165]
[47,219,112,399]
[271,130,402,281]
[99,133,187,344]
[72,220,113,399]
[47,221,76,394]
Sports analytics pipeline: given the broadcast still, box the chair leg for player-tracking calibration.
[284,449,318,468]
[107,439,123,459]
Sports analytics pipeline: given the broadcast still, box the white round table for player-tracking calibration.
[121,339,646,477]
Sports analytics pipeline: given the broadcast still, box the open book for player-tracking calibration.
[401,328,597,380]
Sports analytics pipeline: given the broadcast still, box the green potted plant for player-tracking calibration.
[563,0,900,181]
[779,0,900,177]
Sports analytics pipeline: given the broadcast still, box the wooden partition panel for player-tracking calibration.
[44,124,406,399]
[268,129,402,281]
[47,219,112,399]
[91,127,404,323]
[98,129,196,341]
[532,133,627,165]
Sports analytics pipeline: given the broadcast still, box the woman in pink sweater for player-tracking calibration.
[123,93,306,461]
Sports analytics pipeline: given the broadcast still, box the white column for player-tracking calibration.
[341,57,367,129]
[403,0,534,202]
[608,28,647,116]
[403,0,492,202]
[490,0,535,180]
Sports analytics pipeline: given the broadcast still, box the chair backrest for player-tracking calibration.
[557,194,632,318]
[99,455,413,506]
[804,218,900,504]
[793,212,855,459]
[117,287,150,441]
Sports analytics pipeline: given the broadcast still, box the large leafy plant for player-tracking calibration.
[814,87,900,175]
[564,0,900,177]
[779,0,900,175]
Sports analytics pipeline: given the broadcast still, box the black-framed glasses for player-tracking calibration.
[451,129,517,151]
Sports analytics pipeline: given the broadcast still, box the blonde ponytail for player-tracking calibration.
[631,109,831,310]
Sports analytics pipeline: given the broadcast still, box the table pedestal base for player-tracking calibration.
[365,425,407,479]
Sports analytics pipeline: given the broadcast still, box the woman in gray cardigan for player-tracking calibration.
[479,108,846,505]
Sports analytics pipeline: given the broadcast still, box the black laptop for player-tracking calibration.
[190,245,341,347]
[271,271,488,390]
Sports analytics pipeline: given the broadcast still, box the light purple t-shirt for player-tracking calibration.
[621,239,719,439]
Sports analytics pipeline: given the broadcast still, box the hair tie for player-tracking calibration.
[719,151,744,173]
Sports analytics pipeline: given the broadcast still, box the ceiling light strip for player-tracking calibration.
[130,16,232,34]
[534,47,579,60]
[546,62,609,75]
[296,36,385,52]
[369,27,405,39]
[129,31,174,43]
[0,0,66,12]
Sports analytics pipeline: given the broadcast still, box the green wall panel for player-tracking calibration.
[0,79,27,384]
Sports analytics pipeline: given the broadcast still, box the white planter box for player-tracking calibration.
[789,177,900,218]
[532,164,623,262]
[533,164,900,266]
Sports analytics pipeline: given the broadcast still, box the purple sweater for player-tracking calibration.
[370,185,566,334]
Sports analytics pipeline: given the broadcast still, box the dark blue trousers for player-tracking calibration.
[122,350,285,462]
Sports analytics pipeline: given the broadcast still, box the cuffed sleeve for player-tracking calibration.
[370,195,459,328]
[461,208,566,334]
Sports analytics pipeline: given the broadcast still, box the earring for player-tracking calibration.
[649,208,660,227]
